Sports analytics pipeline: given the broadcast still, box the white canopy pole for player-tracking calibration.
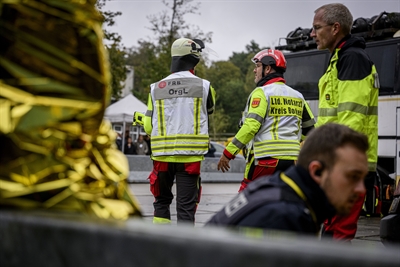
[121,121,126,153]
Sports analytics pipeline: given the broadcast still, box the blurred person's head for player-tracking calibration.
[310,3,353,52]
[297,123,369,215]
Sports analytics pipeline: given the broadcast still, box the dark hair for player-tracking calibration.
[297,123,368,171]
[270,65,286,74]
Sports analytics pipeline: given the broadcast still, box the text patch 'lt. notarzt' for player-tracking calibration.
[269,96,303,117]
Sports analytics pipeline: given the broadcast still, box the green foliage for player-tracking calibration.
[96,0,126,101]
[209,109,231,140]
[204,61,248,134]
[125,40,169,103]
[107,45,127,99]
[244,66,257,95]
[125,0,213,103]
[229,51,252,79]
[120,2,273,136]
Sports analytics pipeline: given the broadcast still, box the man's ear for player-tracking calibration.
[308,160,324,185]
[264,65,271,75]
[332,22,341,36]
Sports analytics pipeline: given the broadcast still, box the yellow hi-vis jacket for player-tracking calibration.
[143,71,216,163]
[315,36,379,171]
[225,78,315,161]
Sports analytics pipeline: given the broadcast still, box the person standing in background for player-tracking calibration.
[310,3,379,242]
[124,137,136,155]
[217,49,315,193]
[142,37,216,225]
[144,135,152,155]
[136,135,149,155]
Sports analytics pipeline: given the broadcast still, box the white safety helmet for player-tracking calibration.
[170,38,204,72]
[171,38,203,57]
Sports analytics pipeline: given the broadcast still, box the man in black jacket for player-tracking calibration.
[206,123,369,236]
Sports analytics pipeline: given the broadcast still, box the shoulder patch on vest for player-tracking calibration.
[251,98,261,108]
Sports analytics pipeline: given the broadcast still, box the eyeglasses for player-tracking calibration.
[312,24,333,32]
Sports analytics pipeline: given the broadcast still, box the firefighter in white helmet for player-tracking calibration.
[143,37,216,224]
[218,49,315,192]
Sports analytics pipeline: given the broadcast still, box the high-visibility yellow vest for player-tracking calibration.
[226,81,315,160]
[144,71,215,162]
[316,44,379,171]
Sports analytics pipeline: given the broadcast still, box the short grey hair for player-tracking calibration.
[315,3,353,35]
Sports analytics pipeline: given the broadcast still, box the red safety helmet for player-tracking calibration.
[251,49,287,71]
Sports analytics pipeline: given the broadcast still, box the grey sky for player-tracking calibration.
[104,0,400,61]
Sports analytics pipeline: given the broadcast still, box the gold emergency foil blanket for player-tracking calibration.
[0,0,142,219]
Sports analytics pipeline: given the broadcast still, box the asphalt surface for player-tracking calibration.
[129,182,384,248]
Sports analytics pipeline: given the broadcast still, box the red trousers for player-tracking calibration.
[323,193,365,241]
[239,157,295,192]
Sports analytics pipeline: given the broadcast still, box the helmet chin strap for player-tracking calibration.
[261,64,267,78]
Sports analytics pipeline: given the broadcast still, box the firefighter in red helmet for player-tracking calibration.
[218,49,315,192]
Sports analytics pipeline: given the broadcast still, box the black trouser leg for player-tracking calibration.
[364,171,377,215]
[153,165,175,220]
[175,163,200,224]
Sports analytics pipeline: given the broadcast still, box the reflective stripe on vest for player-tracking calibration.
[150,72,210,156]
[151,134,209,154]
[253,83,304,158]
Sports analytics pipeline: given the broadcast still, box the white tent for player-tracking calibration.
[104,93,147,123]
[104,94,147,151]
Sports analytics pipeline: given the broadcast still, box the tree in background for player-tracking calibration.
[96,0,127,100]
[205,61,247,136]
[104,0,270,137]
[229,41,262,78]
[229,40,269,95]
[125,0,213,103]
[204,40,268,137]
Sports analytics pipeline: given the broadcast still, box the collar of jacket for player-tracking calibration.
[335,34,351,51]
[340,34,366,50]
[285,165,336,224]
[256,72,285,87]
[328,34,350,62]
[171,69,195,74]
[331,34,366,58]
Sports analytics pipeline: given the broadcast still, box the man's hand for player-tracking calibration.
[133,112,144,126]
[218,154,231,173]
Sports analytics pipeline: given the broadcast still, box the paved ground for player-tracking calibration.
[129,182,384,248]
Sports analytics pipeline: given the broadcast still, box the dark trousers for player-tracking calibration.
[149,161,201,224]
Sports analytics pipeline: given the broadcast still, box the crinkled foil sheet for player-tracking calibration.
[0,0,142,220]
